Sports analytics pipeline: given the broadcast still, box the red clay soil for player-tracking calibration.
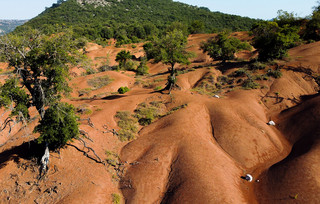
[1,33,320,203]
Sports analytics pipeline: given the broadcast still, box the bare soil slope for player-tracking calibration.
[1,33,320,203]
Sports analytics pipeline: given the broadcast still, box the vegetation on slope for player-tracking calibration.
[17,0,258,44]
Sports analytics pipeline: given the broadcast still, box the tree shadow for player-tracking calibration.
[101,95,127,100]
[215,61,251,73]
[0,140,44,170]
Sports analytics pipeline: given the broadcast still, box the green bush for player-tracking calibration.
[34,103,79,150]
[118,86,130,94]
[249,61,267,71]
[134,102,161,126]
[267,69,282,78]
[112,193,121,204]
[136,61,149,75]
[242,78,260,89]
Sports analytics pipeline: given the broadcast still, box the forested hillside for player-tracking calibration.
[18,0,258,44]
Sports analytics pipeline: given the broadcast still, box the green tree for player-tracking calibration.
[152,29,193,93]
[0,28,83,149]
[304,3,320,41]
[251,21,300,61]
[189,20,205,34]
[200,31,252,63]
[115,50,132,69]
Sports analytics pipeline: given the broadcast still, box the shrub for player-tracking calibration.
[118,86,130,94]
[229,68,248,77]
[136,61,149,75]
[267,69,282,78]
[112,193,121,204]
[242,78,260,89]
[134,102,161,125]
[125,59,139,71]
[249,61,267,71]
[34,103,79,150]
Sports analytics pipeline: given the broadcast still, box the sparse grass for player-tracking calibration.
[115,111,138,141]
[105,150,119,167]
[76,104,93,115]
[87,75,114,89]
[176,68,196,75]
[248,61,267,71]
[78,88,93,96]
[112,193,121,204]
[267,68,282,79]
[154,86,162,91]
[134,102,164,126]
[165,104,188,116]
[242,78,260,89]
[229,68,248,77]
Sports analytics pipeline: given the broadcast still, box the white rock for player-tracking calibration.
[213,95,220,98]
[245,174,253,182]
[267,120,276,126]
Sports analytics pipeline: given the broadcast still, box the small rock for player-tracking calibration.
[213,95,220,98]
[245,174,253,182]
[267,120,276,126]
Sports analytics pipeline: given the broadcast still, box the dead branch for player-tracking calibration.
[102,124,118,136]
[67,137,104,165]
[79,129,93,142]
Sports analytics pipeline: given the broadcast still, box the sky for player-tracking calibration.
[0,0,317,20]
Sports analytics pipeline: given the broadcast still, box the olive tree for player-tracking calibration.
[251,21,300,61]
[0,28,84,149]
[200,31,251,63]
[151,29,194,93]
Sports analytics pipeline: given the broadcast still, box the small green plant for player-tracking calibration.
[136,60,149,75]
[118,86,130,94]
[267,68,282,78]
[242,78,260,89]
[76,104,93,115]
[105,150,119,167]
[82,67,97,76]
[154,86,162,91]
[78,88,93,96]
[87,75,114,89]
[112,193,121,204]
[165,104,188,116]
[289,193,298,200]
[229,68,248,77]
[115,111,138,141]
[248,61,267,71]
[134,102,163,126]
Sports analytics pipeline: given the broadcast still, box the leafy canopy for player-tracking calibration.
[200,31,252,62]
[115,50,132,69]
[0,28,85,149]
[152,29,194,70]
[251,21,300,61]
[34,103,79,150]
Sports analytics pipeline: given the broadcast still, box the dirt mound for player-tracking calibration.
[287,41,320,71]
[255,94,320,203]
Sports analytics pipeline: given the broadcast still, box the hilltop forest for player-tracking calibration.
[18,0,258,45]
